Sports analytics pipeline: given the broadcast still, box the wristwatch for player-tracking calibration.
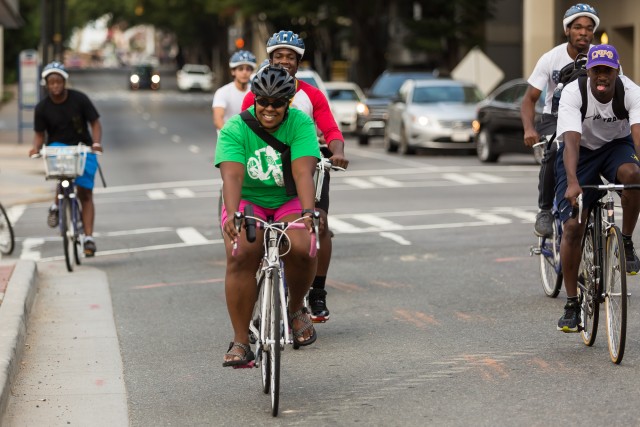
[301,209,316,217]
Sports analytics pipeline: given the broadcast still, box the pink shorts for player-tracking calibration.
[220,198,303,226]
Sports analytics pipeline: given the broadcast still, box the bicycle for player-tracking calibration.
[34,144,93,272]
[231,204,320,417]
[576,184,639,364]
[0,201,15,256]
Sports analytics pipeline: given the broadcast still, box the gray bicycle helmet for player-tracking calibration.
[229,50,257,69]
[251,64,296,99]
[563,3,599,32]
[266,30,305,58]
[41,61,69,81]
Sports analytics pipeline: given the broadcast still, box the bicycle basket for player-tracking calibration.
[42,145,89,179]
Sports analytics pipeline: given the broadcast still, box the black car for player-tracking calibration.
[129,64,160,90]
[356,70,437,145]
[473,78,544,163]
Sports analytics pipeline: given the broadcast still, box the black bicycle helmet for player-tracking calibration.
[229,50,257,69]
[251,64,296,99]
[563,3,599,31]
[266,30,305,59]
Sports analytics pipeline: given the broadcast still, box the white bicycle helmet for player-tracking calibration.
[229,50,257,69]
[563,3,599,32]
[266,31,305,58]
[41,61,69,81]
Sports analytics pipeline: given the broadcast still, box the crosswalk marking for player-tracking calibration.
[176,227,209,244]
[328,217,363,233]
[173,188,195,198]
[468,172,506,183]
[442,173,479,185]
[368,177,403,187]
[455,208,512,225]
[343,177,376,189]
[146,190,167,200]
[356,214,403,230]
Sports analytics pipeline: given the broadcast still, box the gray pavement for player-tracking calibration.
[0,86,128,424]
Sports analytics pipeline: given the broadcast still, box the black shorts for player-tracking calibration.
[315,170,330,213]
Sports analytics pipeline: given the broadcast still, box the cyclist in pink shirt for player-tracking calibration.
[242,30,349,323]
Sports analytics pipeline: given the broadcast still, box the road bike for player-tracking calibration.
[35,144,93,272]
[232,205,319,416]
[576,184,639,364]
[0,201,15,256]
[530,201,563,298]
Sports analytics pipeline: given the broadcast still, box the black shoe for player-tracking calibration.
[557,300,581,333]
[623,238,640,275]
[84,239,96,257]
[308,289,330,323]
[47,205,59,228]
[534,210,554,237]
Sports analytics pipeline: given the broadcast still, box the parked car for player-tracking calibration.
[325,81,366,134]
[473,78,544,163]
[295,68,328,96]
[384,79,484,155]
[177,64,214,91]
[129,64,160,90]
[356,70,437,146]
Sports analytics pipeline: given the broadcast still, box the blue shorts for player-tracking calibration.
[555,135,640,223]
[49,142,98,190]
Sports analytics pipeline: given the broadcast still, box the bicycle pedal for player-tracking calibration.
[232,361,256,369]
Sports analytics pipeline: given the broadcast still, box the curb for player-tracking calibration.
[0,260,38,419]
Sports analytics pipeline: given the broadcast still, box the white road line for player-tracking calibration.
[368,176,403,187]
[188,145,201,154]
[356,214,403,230]
[174,188,195,198]
[172,135,181,143]
[328,217,362,233]
[7,205,27,224]
[468,172,506,183]
[95,227,173,237]
[493,207,536,222]
[442,173,479,185]
[149,121,158,129]
[159,127,168,134]
[344,177,376,189]
[176,227,209,244]
[94,179,220,194]
[379,232,411,245]
[20,237,44,260]
[455,208,512,225]
[146,190,167,200]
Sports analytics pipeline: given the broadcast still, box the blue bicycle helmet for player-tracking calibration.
[563,3,599,32]
[266,31,305,59]
[251,64,296,99]
[229,50,257,69]
[41,61,69,81]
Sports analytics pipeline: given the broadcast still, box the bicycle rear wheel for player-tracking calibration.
[539,219,561,297]
[61,198,74,272]
[0,203,15,255]
[579,220,598,346]
[605,226,627,364]
[268,271,281,417]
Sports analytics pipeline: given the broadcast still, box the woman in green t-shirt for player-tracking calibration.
[215,65,321,367]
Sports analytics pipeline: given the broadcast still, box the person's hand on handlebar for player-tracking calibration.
[329,153,349,170]
[523,127,540,148]
[223,215,240,244]
[565,182,583,208]
[91,142,103,154]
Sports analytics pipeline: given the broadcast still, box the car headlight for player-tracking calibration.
[472,120,481,134]
[151,74,161,84]
[130,75,140,84]
[356,102,369,116]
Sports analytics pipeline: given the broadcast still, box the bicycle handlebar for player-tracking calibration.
[318,157,346,172]
[575,184,640,223]
[231,208,320,258]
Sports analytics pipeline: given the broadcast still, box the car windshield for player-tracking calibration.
[328,89,359,101]
[371,73,432,97]
[412,85,483,104]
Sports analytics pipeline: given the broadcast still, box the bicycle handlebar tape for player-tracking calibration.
[244,205,256,243]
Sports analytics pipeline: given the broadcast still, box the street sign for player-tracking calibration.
[18,49,39,143]
[451,46,504,95]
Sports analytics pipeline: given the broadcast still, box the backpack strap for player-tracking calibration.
[612,77,628,121]
[578,75,628,122]
[578,75,588,122]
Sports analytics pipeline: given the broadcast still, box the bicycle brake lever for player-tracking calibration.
[577,194,583,223]
[312,211,321,250]
[232,212,242,251]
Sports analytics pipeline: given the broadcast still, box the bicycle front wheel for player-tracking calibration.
[539,218,561,297]
[61,198,74,272]
[268,271,281,417]
[73,200,82,266]
[579,220,598,346]
[0,203,15,255]
[605,226,627,364]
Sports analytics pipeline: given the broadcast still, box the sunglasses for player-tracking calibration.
[255,97,289,109]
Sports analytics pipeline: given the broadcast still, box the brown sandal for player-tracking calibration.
[222,342,255,367]
[289,307,317,348]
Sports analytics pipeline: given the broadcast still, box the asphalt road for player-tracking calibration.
[7,69,640,426]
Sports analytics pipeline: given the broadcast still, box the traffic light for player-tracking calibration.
[235,38,245,49]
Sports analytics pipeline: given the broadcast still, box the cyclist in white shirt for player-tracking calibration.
[212,50,257,134]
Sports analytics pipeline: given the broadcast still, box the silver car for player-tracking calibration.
[385,79,484,155]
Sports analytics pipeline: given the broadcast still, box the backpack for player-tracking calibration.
[577,75,628,122]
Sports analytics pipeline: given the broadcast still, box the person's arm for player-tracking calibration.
[562,131,582,207]
[292,156,319,231]
[213,107,226,132]
[90,119,103,153]
[309,87,349,169]
[521,85,543,147]
[220,161,245,242]
[631,123,640,157]
[29,131,46,157]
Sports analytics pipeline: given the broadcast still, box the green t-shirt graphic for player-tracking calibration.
[215,106,320,209]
